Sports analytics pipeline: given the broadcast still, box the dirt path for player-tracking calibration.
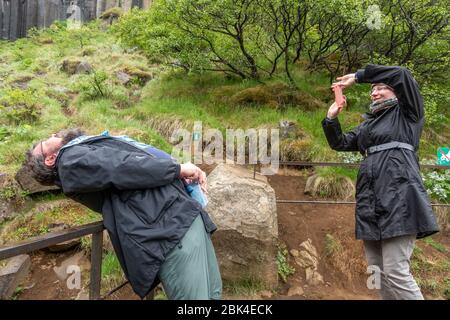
[268,173,377,300]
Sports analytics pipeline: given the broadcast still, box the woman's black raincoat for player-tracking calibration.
[322,64,439,240]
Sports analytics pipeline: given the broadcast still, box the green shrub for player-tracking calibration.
[101,251,126,294]
[0,126,9,142]
[276,243,295,283]
[280,138,314,161]
[338,152,364,164]
[77,71,111,100]
[423,237,447,253]
[0,88,41,124]
[99,7,124,20]
[111,86,131,109]
[422,170,450,203]
[444,277,450,299]
[325,233,343,257]
[223,276,266,296]
[421,84,449,128]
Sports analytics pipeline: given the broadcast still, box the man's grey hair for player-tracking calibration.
[23,128,85,186]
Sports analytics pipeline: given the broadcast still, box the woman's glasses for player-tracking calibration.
[370,85,390,95]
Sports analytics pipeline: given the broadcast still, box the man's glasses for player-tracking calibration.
[40,141,47,159]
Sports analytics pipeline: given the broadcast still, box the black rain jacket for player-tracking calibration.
[54,135,217,298]
[322,64,439,240]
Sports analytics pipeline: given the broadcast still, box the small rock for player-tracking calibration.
[11,82,29,90]
[61,58,82,75]
[47,239,81,253]
[116,71,131,85]
[279,120,297,138]
[260,290,273,299]
[299,238,318,258]
[75,288,89,300]
[0,173,8,187]
[0,254,31,299]
[294,250,318,269]
[15,166,60,194]
[287,285,304,297]
[289,249,299,257]
[23,282,35,290]
[0,199,18,224]
[305,268,324,286]
[288,211,296,216]
[52,85,69,94]
[47,224,81,253]
[75,61,93,74]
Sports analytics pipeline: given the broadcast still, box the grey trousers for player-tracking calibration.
[363,234,424,300]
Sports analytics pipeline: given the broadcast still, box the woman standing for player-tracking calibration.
[322,64,440,300]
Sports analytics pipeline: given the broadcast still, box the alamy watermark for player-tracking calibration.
[53,264,81,290]
[66,265,81,290]
[66,1,82,30]
[170,122,280,175]
[366,5,383,30]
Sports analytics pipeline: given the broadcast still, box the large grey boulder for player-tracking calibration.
[206,164,279,289]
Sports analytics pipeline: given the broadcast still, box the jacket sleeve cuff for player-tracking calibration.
[355,69,366,83]
[322,117,337,126]
[174,163,181,179]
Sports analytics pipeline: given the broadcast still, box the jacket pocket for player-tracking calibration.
[125,233,164,261]
[127,193,179,226]
[386,155,408,183]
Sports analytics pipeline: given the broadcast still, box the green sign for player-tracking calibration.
[437,147,450,165]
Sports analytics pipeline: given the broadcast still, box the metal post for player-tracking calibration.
[89,230,103,300]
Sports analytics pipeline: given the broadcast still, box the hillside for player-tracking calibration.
[0,18,449,300]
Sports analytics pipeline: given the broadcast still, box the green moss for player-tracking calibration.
[223,276,267,296]
[101,251,126,294]
[325,233,343,257]
[423,237,448,253]
[99,7,124,20]
[0,202,100,244]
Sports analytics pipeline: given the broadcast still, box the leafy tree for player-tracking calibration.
[113,0,449,112]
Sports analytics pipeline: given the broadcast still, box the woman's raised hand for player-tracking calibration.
[335,73,356,89]
[327,101,346,119]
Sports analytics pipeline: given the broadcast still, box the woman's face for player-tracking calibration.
[370,83,396,103]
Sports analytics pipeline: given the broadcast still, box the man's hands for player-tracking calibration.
[179,163,207,193]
